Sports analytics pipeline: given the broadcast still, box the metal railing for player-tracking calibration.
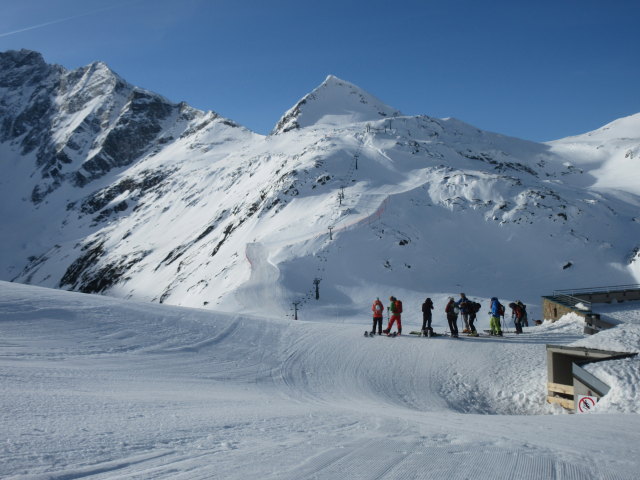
[551,293,592,312]
[553,284,640,297]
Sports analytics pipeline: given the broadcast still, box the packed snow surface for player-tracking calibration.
[2,281,639,479]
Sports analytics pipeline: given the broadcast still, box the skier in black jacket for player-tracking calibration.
[445,297,459,338]
[467,301,479,336]
[421,298,434,334]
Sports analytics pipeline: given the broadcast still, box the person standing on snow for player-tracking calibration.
[445,297,459,338]
[371,297,384,335]
[467,300,479,336]
[457,293,471,333]
[384,296,403,335]
[509,301,524,334]
[489,297,504,336]
[421,297,434,334]
[517,300,529,327]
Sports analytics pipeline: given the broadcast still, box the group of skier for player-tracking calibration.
[369,295,528,337]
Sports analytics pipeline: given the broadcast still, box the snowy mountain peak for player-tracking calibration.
[83,59,118,79]
[272,75,402,134]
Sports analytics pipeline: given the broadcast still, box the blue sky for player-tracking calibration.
[1,0,638,141]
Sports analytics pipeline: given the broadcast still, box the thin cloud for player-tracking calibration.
[0,2,141,38]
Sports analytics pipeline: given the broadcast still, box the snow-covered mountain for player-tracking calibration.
[1,49,639,320]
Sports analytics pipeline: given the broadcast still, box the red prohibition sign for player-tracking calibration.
[578,396,596,412]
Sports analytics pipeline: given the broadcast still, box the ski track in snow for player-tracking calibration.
[1,281,639,479]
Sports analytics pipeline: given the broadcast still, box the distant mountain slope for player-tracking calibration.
[547,113,640,195]
[1,49,639,320]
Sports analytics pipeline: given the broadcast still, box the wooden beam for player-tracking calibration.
[547,382,575,395]
[547,395,574,410]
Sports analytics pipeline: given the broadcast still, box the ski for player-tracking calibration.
[409,330,440,337]
[480,330,520,338]
[483,330,505,337]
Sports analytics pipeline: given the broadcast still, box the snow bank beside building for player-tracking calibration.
[572,322,640,413]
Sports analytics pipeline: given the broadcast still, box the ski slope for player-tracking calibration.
[2,281,639,479]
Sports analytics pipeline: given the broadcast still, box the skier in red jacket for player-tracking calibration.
[383,296,403,335]
[371,298,384,335]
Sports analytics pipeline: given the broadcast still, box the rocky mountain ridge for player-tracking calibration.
[0,50,247,203]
